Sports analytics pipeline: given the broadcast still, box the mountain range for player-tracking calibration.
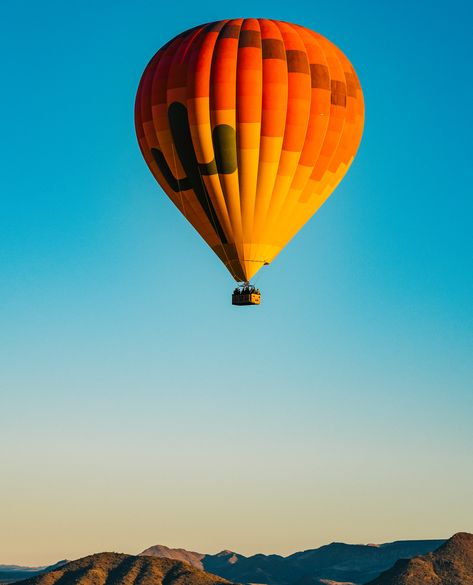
[0,562,67,584]
[140,539,446,585]
[4,534,473,585]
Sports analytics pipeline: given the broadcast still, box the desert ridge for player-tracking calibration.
[10,554,231,585]
[366,532,473,585]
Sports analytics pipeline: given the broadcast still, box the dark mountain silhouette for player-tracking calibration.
[141,539,446,585]
[9,553,232,585]
[365,532,473,585]
[0,561,67,584]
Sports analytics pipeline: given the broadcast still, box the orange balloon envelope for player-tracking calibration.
[135,18,364,283]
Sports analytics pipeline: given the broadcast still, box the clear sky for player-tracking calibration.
[1,0,472,567]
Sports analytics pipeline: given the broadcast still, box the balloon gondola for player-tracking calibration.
[135,19,364,305]
[232,283,261,306]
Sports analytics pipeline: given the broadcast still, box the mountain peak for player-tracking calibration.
[140,545,205,569]
[366,532,473,584]
[216,550,235,556]
[441,531,473,548]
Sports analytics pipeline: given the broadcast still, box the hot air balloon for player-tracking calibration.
[135,19,364,305]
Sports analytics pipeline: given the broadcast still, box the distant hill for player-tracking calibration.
[140,546,205,569]
[141,539,446,585]
[0,561,67,584]
[10,553,232,585]
[365,532,473,585]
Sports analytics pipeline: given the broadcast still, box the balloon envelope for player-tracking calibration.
[135,19,364,282]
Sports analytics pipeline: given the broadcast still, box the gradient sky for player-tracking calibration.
[1,0,472,567]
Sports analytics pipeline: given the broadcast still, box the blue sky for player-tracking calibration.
[1,0,472,566]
